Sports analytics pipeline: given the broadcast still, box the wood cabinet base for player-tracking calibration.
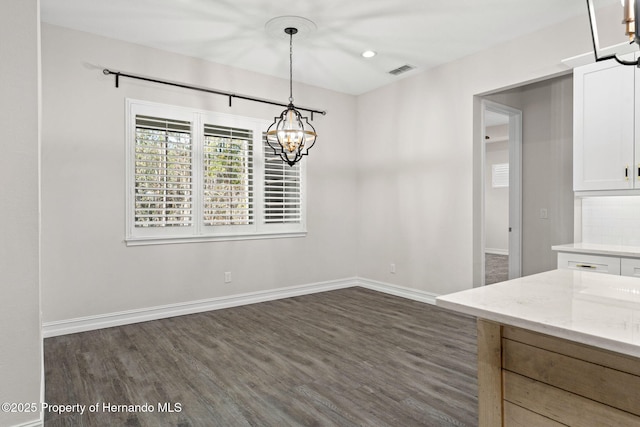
[477,319,640,426]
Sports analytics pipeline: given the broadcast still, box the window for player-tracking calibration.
[492,163,509,188]
[126,100,305,244]
[134,115,193,228]
[202,123,253,227]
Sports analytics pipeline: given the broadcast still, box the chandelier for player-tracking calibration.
[266,27,317,167]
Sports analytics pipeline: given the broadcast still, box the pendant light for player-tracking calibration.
[586,0,640,65]
[266,27,317,167]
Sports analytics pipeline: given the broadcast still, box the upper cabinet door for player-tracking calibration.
[574,60,635,191]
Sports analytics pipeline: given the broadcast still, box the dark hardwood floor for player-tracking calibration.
[44,287,478,426]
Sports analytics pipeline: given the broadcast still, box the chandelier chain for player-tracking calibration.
[289,31,294,104]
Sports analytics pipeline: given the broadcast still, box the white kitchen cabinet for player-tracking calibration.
[554,244,640,277]
[557,252,621,275]
[556,251,640,278]
[622,257,640,278]
[573,59,637,191]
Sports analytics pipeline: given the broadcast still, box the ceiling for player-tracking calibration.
[41,0,597,95]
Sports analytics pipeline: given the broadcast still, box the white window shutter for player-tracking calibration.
[264,135,302,224]
[134,115,193,227]
[203,124,254,226]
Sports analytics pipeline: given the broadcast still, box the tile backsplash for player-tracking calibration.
[582,196,640,246]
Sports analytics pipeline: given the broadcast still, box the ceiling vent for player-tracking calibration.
[388,64,415,76]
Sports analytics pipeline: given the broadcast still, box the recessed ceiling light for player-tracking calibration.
[361,50,377,58]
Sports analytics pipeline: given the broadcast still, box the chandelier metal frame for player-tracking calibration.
[265,27,318,167]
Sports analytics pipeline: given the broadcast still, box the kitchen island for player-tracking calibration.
[436,269,640,426]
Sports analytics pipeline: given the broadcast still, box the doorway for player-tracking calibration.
[480,100,522,286]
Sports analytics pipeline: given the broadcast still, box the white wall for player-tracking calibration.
[484,136,509,254]
[40,24,358,323]
[356,10,592,293]
[519,76,574,275]
[0,1,43,426]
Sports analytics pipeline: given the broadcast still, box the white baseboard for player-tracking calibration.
[10,418,42,427]
[42,278,357,338]
[42,277,441,338]
[485,248,509,256]
[357,278,438,305]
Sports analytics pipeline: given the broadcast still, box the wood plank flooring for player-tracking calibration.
[486,254,508,285]
[44,287,478,426]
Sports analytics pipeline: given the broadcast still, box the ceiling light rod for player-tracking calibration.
[586,0,640,66]
[102,68,327,118]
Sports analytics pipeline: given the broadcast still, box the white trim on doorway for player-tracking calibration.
[479,99,523,286]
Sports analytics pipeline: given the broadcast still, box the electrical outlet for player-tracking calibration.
[390,263,396,274]
[224,272,232,283]
[540,208,548,219]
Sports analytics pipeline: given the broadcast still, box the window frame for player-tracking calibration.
[125,99,307,246]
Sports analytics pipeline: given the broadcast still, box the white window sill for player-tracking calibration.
[125,231,307,246]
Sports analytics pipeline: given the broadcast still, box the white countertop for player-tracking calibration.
[436,269,640,358]
[552,242,640,258]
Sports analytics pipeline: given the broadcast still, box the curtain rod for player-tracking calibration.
[102,69,327,119]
